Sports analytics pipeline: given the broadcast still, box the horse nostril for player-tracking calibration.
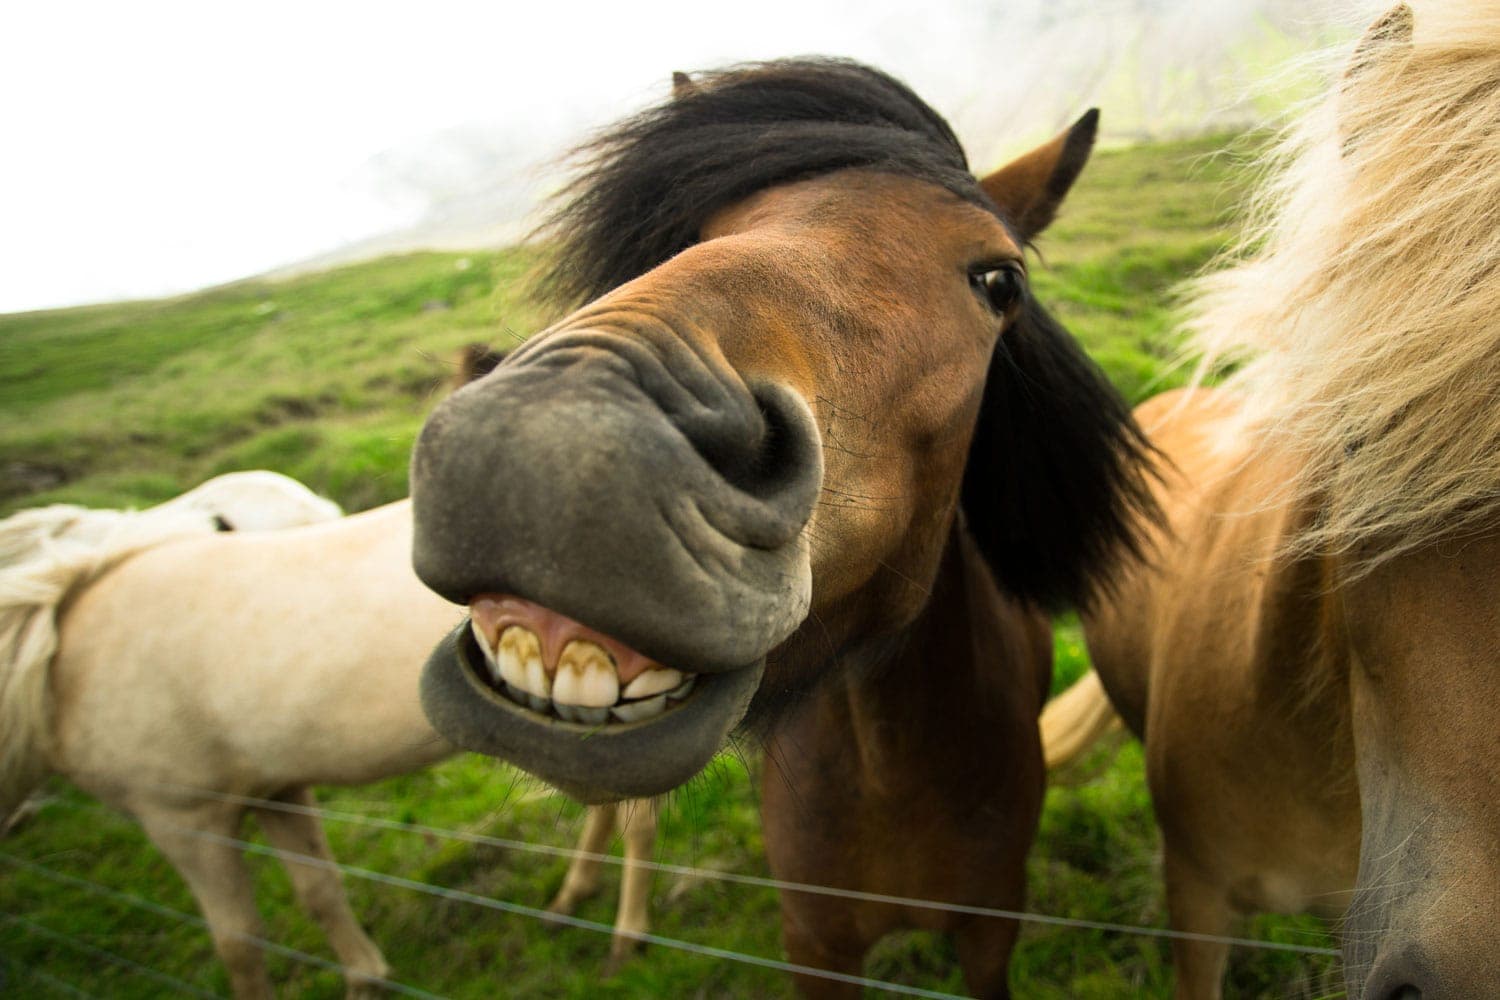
[1365,945,1433,1000]
[692,381,822,551]
[740,383,821,496]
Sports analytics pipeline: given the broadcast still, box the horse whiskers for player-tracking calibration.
[817,486,906,503]
[795,521,934,600]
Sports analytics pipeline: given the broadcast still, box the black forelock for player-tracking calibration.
[537,57,991,308]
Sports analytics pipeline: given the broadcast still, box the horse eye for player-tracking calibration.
[970,265,1025,315]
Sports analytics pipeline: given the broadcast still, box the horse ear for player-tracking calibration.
[671,71,696,99]
[1339,5,1414,156]
[1346,4,1414,82]
[960,300,1161,612]
[978,109,1099,242]
[451,342,507,391]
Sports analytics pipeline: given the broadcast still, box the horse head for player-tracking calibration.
[410,59,1155,802]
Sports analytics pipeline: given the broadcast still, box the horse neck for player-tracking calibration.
[798,521,1050,775]
[1235,488,1358,769]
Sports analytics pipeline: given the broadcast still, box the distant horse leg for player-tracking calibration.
[1163,849,1232,1000]
[547,802,619,916]
[954,914,1020,999]
[136,802,272,1000]
[605,797,658,973]
[251,788,391,998]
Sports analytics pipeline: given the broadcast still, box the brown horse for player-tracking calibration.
[408,59,1157,992]
[1045,5,1500,997]
[762,518,1051,998]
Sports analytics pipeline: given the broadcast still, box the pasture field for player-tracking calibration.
[1,133,1341,998]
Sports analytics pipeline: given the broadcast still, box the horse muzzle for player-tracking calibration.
[408,331,821,798]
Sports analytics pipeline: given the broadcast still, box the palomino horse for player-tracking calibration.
[18,494,658,998]
[1045,4,1500,996]
[410,59,1159,994]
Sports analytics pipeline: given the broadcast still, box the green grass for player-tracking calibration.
[0,133,1341,998]
[0,250,546,514]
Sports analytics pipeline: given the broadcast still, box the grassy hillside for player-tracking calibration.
[1,133,1341,998]
[0,251,548,515]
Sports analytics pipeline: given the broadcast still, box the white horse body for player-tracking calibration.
[33,497,658,997]
[51,500,459,803]
[0,471,344,818]
[35,500,455,998]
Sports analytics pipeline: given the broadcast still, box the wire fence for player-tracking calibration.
[19,966,104,1000]
[3,781,1341,999]
[2,912,225,1000]
[2,853,447,1000]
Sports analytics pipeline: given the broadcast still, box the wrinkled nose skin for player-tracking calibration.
[409,336,822,799]
[411,342,821,670]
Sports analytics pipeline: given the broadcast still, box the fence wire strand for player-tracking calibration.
[130,781,1340,958]
[17,967,102,1000]
[5,841,966,1000]
[1,912,225,1000]
[8,779,1341,1000]
[0,852,451,1000]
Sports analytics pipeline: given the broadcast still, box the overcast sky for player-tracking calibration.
[0,0,1375,315]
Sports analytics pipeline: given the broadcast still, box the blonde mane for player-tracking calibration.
[0,472,341,817]
[1185,1,1500,571]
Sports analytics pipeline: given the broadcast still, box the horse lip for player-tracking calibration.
[419,622,765,803]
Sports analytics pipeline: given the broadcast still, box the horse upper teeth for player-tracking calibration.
[470,619,502,679]
[621,667,684,700]
[552,640,619,708]
[471,618,697,723]
[498,626,550,698]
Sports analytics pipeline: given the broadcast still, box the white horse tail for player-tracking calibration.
[0,512,216,816]
[0,472,342,819]
[0,504,118,566]
[1040,670,1122,770]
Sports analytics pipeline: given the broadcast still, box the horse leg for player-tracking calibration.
[547,801,618,916]
[1163,849,1232,1000]
[605,796,658,973]
[251,788,391,999]
[136,802,272,1000]
[782,923,865,1000]
[954,915,1020,1000]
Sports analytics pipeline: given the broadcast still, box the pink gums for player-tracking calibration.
[468,594,664,685]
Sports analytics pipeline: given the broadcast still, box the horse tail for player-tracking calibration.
[1040,670,1121,769]
[0,507,231,819]
[0,504,113,567]
[0,473,341,820]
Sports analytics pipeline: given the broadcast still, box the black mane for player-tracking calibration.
[540,56,1162,614]
[539,58,992,307]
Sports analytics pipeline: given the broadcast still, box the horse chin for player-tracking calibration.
[419,623,765,803]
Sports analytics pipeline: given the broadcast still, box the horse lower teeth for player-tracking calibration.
[556,704,610,725]
[497,675,692,725]
[610,694,668,722]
